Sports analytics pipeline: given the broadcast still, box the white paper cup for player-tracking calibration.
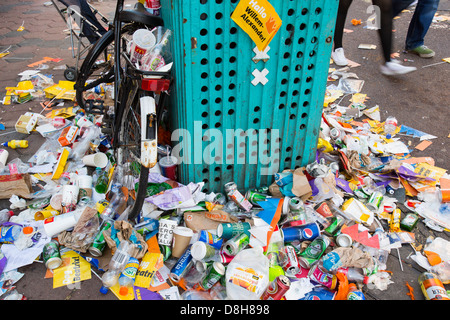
[82,152,108,168]
[130,29,156,64]
[77,175,93,201]
[76,175,93,188]
[50,192,63,211]
[43,212,78,238]
[158,219,178,246]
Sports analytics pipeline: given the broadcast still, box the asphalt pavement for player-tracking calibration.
[0,0,449,302]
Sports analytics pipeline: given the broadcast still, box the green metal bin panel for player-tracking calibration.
[160,0,338,193]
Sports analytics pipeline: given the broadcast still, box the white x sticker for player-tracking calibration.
[251,68,269,86]
[252,45,271,63]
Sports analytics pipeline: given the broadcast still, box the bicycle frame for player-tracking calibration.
[111,0,170,154]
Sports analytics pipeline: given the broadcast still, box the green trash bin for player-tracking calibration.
[160,0,339,193]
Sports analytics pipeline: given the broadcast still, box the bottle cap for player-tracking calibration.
[23,226,34,234]
[99,286,109,294]
[119,286,129,296]
[386,134,391,139]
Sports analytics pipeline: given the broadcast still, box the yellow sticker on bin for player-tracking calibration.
[231,0,282,51]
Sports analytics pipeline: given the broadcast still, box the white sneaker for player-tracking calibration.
[380,59,417,75]
[331,48,348,66]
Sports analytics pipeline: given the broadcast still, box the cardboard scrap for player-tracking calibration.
[0,174,33,200]
[415,140,432,151]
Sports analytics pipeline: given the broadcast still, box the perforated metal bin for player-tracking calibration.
[160,0,339,193]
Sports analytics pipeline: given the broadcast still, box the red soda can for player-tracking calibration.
[261,275,291,300]
[283,245,300,277]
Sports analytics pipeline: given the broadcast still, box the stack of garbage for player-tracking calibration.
[0,61,449,302]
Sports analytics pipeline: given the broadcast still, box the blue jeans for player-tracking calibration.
[393,0,440,50]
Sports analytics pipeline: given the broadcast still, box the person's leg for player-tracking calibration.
[405,0,440,55]
[373,0,417,74]
[392,0,416,18]
[333,0,353,49]
[331,0,353,66]
[372,0,393,63]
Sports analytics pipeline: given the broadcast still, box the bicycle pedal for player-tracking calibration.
[85,99,105,114]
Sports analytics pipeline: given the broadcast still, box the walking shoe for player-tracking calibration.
[380,59,417,76]
[408,45,435,58]
[331,48,348,66]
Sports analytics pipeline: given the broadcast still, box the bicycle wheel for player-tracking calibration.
[75,23,150,113]
[75,29,115,112]
[114,76,154,221]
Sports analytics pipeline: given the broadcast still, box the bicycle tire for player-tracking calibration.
[114,76,151,222]
[75,29,115,111]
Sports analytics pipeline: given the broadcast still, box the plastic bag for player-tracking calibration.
[225,246,269,300]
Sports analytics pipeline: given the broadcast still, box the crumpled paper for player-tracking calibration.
[322,246,374,271]
[58,206,99,253]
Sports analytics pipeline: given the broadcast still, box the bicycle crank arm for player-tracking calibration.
[140,95,158,168]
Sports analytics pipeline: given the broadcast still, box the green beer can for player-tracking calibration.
[199,261,225,290]
[43,240,62,270]
[224,232,250,256]
[88,220,112,257]
[298,235,330,268]
[245,189,270,205]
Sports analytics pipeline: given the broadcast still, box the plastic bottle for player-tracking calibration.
[346,283,366,300]
[92,167,101,184]
[3,158,31,175]
[100,241,133,294]
[418,271,450,300]
[384,116,397,138]
[140,29,172,71]
[225,246,269,300]
[1,140,28,149]
[101,187,127,220]
[0,209,13,223]
[430,261,450,285]
[14,226,35,250]
[118,256,139,297]
[107,165,124,199]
